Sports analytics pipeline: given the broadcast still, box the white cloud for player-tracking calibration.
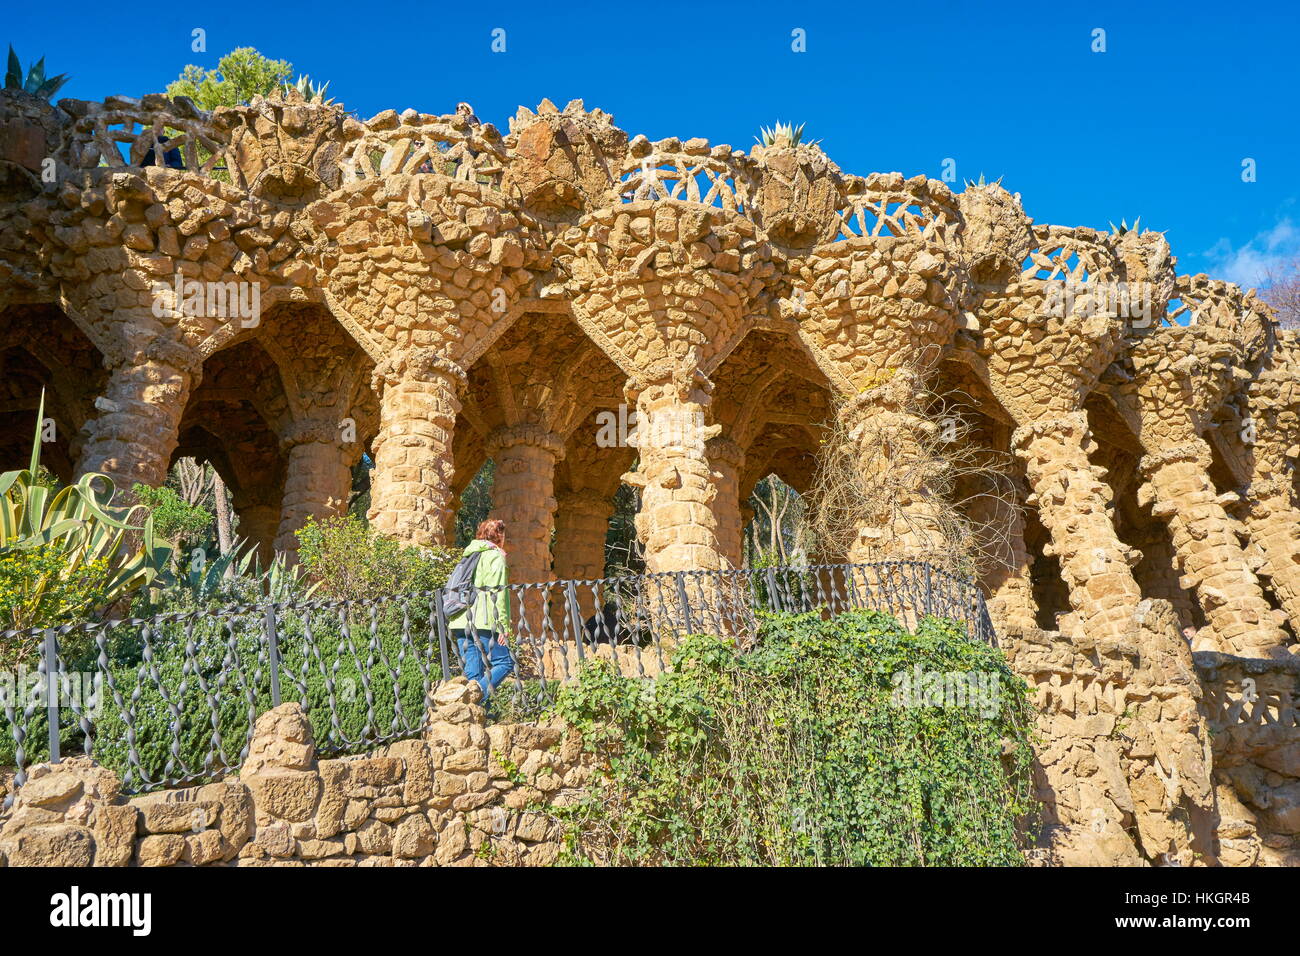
[1204,219,1300,288]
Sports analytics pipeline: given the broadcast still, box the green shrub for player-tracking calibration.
[553,609,1039,866]
[1,399,171,662]
[132,483,213,550]
[87,597,439,789]
[296,514,459,601]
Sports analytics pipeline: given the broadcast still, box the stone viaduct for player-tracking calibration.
[1,89,1298,864]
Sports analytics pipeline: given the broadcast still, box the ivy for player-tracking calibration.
[552,609,1039,866]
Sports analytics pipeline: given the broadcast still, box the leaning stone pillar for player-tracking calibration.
[368,350,466,548]
[837,371,949,565]
[274,419,354,556]
[1243,481,1300,640]
[1012,413,1143,643]
[627,377,722,574]
[706,437,745,570]
[77,343,199,492]
[1139,441,1290,658]
[969,476,1037,630]
[486,425,565,586]
[1243,368,1300,637]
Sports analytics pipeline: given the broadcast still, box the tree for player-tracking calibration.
[172,458,232,556]
[1261,258,1300,331]
[455,460,495,548]
[165,47,293,110]
[745,475,811,567]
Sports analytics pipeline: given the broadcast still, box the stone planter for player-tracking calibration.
[749,143,842,251]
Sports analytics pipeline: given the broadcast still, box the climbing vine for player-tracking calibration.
[552,609,1039,866]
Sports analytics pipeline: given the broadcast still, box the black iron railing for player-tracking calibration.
[0,561,994,797]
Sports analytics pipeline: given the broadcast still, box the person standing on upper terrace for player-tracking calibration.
[447,518,515,702]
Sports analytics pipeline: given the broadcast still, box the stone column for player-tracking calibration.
[1139,441,1290,658]
[77,343,199,492]
[553,489,614,583]
[368,350,466,548]
[235,500,281,567]
[486,425,565,586]
[629,378,722,574]
[1131,527,1201,632]
[1012,413,1144,644]
[838,372,949,565]
[553,489,615,620]
[706,437,745,570]
[274,419,354,557]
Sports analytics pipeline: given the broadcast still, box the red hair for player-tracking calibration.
[476,518,506,548]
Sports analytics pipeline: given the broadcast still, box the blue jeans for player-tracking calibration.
[454,629,515,699]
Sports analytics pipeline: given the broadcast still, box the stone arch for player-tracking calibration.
[927,356,1038,625]
[0,304,107,481]
[188,301,376,558]
[454,309,630,582]
[708,328,834,568]
[176,342,290,563]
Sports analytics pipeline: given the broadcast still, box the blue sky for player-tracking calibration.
[9,0,1299,285]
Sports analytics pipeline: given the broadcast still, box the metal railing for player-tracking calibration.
[1,561,994,798]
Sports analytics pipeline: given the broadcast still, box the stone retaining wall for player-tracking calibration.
[0,678,590,867]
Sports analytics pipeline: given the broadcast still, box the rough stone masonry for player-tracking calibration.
[0,88,1297,865]
[0,680,586,867]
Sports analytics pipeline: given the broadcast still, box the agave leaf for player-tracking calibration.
[26,56,45,93]
[29,390,46,474]
[6,517,87,550]
[0,468,24,500]
[68,473,141,530]
[39,74,69,99]
[6,46,21,89]
[0,492,19,545]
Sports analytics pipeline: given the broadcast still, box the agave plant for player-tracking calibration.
[755,121,818,149]
[963,173,1005,189]
[0,393,171,640]
[175,535,318,606]
[1109,217,1141,236]
[281,73,335,106]
[5,45,70,101]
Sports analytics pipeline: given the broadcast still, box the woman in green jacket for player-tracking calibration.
[447,518,515,699]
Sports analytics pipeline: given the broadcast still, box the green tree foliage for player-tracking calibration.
[165,47,293,110]
[455,460,494,548]
[132,483,213,552]
[553,609,1038,866]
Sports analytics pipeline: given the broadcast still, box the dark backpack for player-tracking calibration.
[441,550,483,618]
